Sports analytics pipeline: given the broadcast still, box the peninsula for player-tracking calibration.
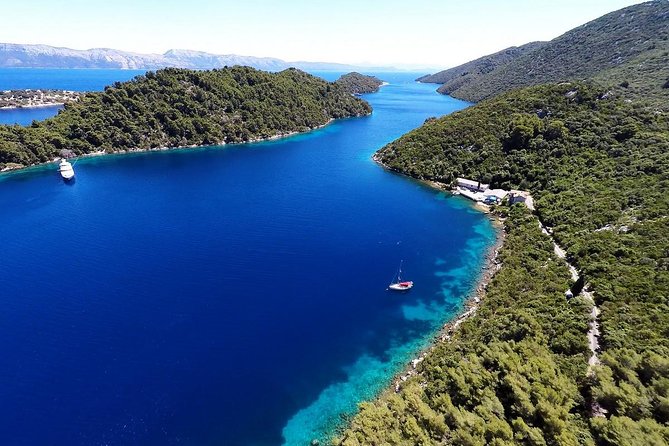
[0,89,82,109]
[339,1,669,444]
[335,72,385,95]
[0,66,371,170]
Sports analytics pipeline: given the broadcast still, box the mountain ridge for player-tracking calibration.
[421,0,669,104]
[416,41,546,85]
[0,42,399,72]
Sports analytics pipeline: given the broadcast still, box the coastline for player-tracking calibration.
[370,152,505,394]
[390,212,504,393]
[0,102,65,110]
[0,118,339,174]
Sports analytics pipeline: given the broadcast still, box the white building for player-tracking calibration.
[456,177,489,192]
[483,189,508,202]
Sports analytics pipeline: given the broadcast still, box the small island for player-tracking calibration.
[0,89,83,109]
[335,72,384,95]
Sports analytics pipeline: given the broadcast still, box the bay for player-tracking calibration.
[0,104,64,126]
[0,71,495,445]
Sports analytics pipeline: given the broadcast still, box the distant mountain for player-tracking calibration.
[421,0,669,103]
[0,43,397,72]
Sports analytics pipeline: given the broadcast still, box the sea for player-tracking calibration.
[0,68,496,445]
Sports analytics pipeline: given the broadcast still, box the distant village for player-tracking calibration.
[0,89,82,109]
[454,177,533,209]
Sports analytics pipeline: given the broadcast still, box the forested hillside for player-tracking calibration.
[421,1,669,104]
[339,82,669,444]
[0,66,371,169]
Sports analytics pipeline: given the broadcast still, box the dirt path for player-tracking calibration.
[538,220,606,417]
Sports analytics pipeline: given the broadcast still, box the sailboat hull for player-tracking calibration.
[388,281,413,291]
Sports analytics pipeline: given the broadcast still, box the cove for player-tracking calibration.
[0,104,64,126]
[0,72,496,445]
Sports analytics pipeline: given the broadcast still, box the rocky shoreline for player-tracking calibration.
[0,119,337,174]
[371,152,505,393]
[391,218,504,393]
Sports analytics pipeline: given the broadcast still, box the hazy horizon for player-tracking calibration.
[1,0,645,69]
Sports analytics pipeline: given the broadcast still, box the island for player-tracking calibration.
[0,89,83,109]
[334,72,384,95]
[337,2,669,445]
[0,66,371,170]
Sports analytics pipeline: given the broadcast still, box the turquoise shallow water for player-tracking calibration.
[0,71,496,445]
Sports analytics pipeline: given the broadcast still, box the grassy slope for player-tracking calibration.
[417,42,545,91]
[424,1,669,105]
[338,82,669,444]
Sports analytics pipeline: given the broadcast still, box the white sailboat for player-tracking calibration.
[388,260,413,291]
[58,159,75,181]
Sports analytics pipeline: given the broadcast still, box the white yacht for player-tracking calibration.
[58,159,75,181]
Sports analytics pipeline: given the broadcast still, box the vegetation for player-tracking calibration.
[340,3,669,444]
[421,1,669,105]
[340,81,669,444]
[0,66,371,169]
[417,42,545,95]
[338,207,597,445]
[335,72,384,95]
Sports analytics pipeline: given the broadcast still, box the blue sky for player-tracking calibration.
[3,0,644,68]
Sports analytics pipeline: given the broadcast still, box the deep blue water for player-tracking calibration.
[0,104,63,126]
[0,71,495,446]
[0,68,147,91]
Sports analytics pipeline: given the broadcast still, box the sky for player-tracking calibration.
[1,0,646,69]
